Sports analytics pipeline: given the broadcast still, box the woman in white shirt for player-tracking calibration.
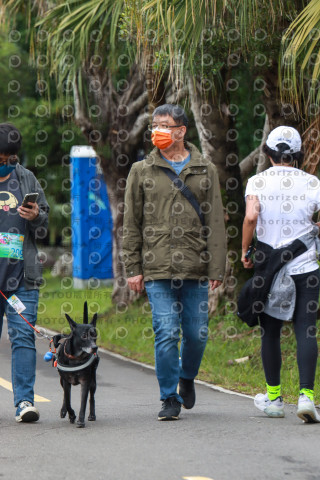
[242,126,320,423]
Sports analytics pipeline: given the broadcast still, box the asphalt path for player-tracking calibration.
[1,330,320,480]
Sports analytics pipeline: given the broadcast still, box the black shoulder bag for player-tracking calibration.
[159,167,205,226]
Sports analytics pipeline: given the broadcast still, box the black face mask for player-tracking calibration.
[0,155,18,176]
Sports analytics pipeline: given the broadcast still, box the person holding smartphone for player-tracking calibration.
[0,123,49,423]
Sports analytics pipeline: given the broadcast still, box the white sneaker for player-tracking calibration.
[297,394,320,423]
[15,401,40,423]
[254,393,284,418]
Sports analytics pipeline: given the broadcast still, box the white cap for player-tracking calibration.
[266,126,302,153]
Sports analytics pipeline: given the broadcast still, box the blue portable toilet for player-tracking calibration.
[70,146,113,288]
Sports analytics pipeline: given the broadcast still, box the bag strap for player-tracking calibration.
[159,166,205,226]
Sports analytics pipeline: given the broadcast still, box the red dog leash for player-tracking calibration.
[0,289,52,341]
[0,289,57,367]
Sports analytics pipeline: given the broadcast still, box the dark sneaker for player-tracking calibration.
[158,397,181,421]
[15,401,40,423]
[178,377,196,409]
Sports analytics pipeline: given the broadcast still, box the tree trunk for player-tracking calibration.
[144,46,166,113]
[188,76,245,314]
[244,61,305,177]
[240,114,270,178]
[302,115,320,175]
[260,61,305,174]
[102,168,137,306]
[73,64,149,305]
[262,61,302,131]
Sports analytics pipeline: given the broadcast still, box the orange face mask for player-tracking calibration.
[151,129,174,149]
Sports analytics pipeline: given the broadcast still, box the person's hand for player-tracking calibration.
[241,252,254,269]
[209,280,222,291]
[17,202,39,221]
[127,274,144,293]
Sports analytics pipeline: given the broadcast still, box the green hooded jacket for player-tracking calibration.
[122,143,227,282]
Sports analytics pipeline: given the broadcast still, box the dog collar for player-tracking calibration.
[63,343,79,360]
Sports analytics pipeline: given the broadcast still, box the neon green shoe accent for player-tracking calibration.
[266,383,281,401]
[300,388,314,401]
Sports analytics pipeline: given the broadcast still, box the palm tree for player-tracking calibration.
[2,0,150,304]
[3,0,318,309]
[281,0,320,174]
[140,0,313,310]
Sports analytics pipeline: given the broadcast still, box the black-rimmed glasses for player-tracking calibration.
[147,124,183,131]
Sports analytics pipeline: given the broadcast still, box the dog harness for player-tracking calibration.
[55,343,98,372]
[56,354,97,372]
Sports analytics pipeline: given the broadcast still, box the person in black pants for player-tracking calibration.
[241,125,320,422]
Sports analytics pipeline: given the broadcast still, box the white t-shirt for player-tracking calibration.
[245,166,320,275]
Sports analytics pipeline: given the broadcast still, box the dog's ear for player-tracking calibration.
[83,301,88,324]
[65,314,77,331]
[90,313,97,327]
[52,334,63,348]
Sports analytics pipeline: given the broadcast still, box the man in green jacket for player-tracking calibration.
[123,104,226,420]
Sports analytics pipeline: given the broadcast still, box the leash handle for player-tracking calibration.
[0,289,49,339]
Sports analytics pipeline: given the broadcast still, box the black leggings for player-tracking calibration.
[260,269,320,390]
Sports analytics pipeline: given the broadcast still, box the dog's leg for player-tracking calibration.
[88,374,97,421]
[61,379,76,423]
[77,383,90,428]
[60,377,67,418]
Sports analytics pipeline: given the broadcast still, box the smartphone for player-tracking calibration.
[22,192,39,209]
[245,244,255,260]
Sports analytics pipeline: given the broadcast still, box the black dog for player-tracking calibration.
[53,302,99,428]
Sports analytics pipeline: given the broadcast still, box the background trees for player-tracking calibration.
[0,24,84,245]
[1,0,319,308]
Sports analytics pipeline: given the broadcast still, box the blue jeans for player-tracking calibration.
[0,286,39,407]
[145,279,209,402]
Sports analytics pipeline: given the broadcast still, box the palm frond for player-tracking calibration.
[302,115,320,175]
[0,0,48,28]
[281,0,320,116]
[27,0,126,100]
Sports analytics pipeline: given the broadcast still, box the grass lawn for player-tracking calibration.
[37,270,320,404]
